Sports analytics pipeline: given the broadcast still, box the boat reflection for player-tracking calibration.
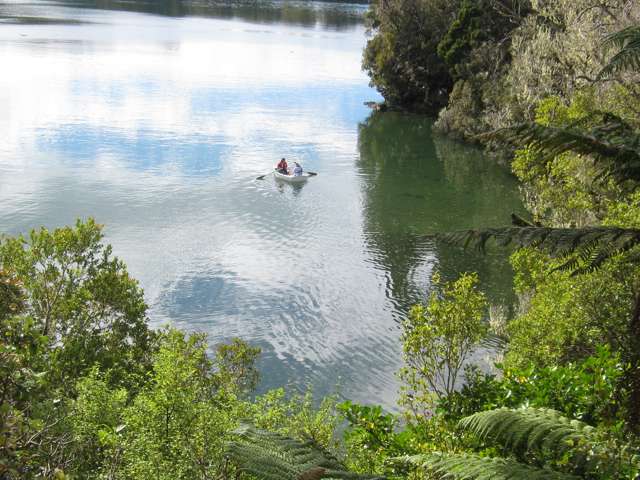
[275,177,306,196]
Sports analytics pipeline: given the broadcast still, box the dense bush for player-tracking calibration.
[364,0,640,143]
[362,0,457,112]
[440,346,625,428]
[0,221,342,479]
[399,272,487,418]
[0,219,154,393]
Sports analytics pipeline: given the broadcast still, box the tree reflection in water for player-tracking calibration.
[356,111,527,317]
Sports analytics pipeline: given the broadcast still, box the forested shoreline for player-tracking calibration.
[363,0,639,142]
[4,0,640,479]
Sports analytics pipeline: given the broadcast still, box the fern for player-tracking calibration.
[599,25,640,78]
[225,424,385,480]
[481,117,640,184]
[395,452,580,480]
[391,410,638,480]
[438,225,640,273]
[458,408,596,456]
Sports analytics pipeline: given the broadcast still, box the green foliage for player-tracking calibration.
[436,0,485,75]
[118,328,238,479]
[393,407,640,480]
[69,368,127,477]
[0,220,348,479]
[488,114,640,185]
[458,408,639,479]
[438,87,640,427]
[0,218,154,391]
[459,408,595,457]
[213,337,261,396]
[338,401,469,476]
[399,272,488,418]
[396,452,580,480]
[0,314,63,478]
[225,424,385,480]
[1,271,74,478]
[440,347,625,428]
[508,93,611,226]
[0,269,24,320]
[338,401,407,474]
[506,87,640,228]
[434,78,485,140]
[339,402,397,452]
[599,26,640,79]
[247,388,340,452]
[605,189,640,229]
[437,0,527,80]
[506,248,639,369]
[362,0,455,112]
[440,224,640,274]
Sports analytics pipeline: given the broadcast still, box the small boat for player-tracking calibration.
[273,169,312,183]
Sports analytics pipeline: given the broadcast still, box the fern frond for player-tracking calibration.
[437,226,640,273]
[225,424,385,480]
[482,119,640,183]
[458,408,596,456]
[394,452,580,480]
[599,25,640,78]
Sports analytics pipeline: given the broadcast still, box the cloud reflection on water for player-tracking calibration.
[1,2,404,407]
[0,1,523,410]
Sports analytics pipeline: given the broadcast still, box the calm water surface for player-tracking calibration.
[0,0,524,408]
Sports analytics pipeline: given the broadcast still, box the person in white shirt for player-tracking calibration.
[292,162,303,176]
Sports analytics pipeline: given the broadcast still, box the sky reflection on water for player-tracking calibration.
[0,1,524,409]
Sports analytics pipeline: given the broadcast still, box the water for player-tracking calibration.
[0,0,524,409]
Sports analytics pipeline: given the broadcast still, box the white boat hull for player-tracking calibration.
[273,170,310,183]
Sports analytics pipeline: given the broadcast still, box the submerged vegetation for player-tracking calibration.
[4,1,640,479]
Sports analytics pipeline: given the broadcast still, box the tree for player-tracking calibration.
[399,273,488,419]
[223,410,638,480]
[246,389,341,453]
[484,113,640,187]
[0,218,154,390]
[362,0,456,112]
[213,337,261,396]
[0,273,71,478]
[437,0,529,80]
[440,220,640,431]
[69,369,128,478]
[119,329,238,479]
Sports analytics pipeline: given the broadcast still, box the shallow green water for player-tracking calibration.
[0,0,524,408]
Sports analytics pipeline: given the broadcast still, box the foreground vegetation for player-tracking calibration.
[2,215,640,479]
[3,1,640,479]
[0,220,344,478]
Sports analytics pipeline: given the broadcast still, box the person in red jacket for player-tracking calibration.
[276,158,288,174]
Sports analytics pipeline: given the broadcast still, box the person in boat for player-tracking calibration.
[276,158,288,174]
[292,162,303,177]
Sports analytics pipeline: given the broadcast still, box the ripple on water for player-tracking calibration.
[0,1,525,411]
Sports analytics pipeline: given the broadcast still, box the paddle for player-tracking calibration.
[257,170,317,179]
[256,171,274,180]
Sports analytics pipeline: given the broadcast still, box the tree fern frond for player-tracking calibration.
[225,424,385,480]
[511,213,537,228]
[437,226,640,273]
[458,408,596,456]
[393,452,580,480]
[602,25,640,50]
[481,119,640,183]
[599,25,640,78]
